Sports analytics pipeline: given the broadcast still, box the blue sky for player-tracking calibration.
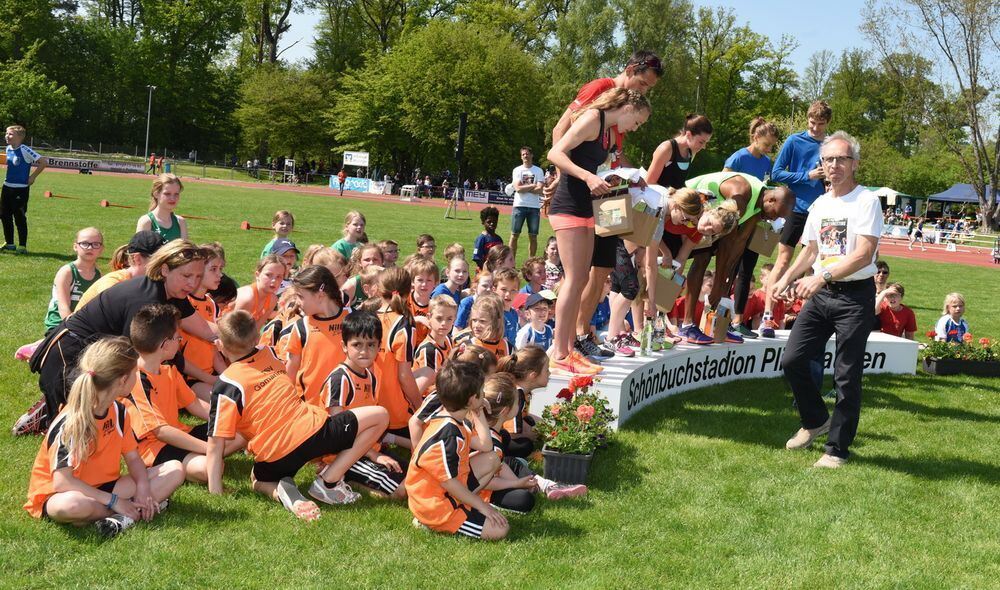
[281,0,869,76]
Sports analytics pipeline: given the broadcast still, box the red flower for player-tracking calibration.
[569,375,594,391]
[963,333,973,343]
[979,337,991,347]
[555,388,573,401]
[925,330,936,339]
[575,404,596,423]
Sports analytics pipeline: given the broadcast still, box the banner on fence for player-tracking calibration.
[44,156,145,174]
[343,151,370,167]
[454,189,513,206]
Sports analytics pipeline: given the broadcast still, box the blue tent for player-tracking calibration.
[927,183,999,203]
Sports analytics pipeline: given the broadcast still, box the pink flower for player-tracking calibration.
[550,404,562,417]
[576,404,595,423]
[979,337,991,347]
[963,333,974,343]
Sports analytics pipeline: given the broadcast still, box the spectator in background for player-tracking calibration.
[147,153,157,175]
[509,146,545,259]
[337,168,347,196]
[874,282,916,340]
[874,260,890,294]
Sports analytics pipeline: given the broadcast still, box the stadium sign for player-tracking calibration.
[343,151,370,167]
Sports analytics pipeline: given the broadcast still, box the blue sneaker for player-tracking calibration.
[681,324,714,345]
[760,319,778,338]
[725,327,745,344]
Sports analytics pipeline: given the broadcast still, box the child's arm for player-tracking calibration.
[440,478,507,529]
[155,425,208,455]
[52,265,74,320]
[413,368,436,396]
[468,408,493,452]
[397,363,423,411]
[136,215,152,233]
[933,316,948,341]
[185,399,210,421]
[407,414,426,449]
[285,352,302,385]
[179,314,218,344]
[124,449,157,521]
[206,436,228,494]
[675,238,695,273]
[29,155,47,183]
[52,467,140,519]
[212,351,229,374]
[177,216,189,240]
[181,363,218,387]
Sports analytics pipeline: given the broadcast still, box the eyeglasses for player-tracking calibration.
[821,156,854,165]
[76,241,103,250]
[636,57,663,76]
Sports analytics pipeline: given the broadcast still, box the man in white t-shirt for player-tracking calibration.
[509,146,545,259]
[770,130,882,469]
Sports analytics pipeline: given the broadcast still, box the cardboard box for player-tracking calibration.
[747,222,780,257]
[699,297,734,343]
[593,196,634,237]
[619,207,660,246]
[653,268,686,314]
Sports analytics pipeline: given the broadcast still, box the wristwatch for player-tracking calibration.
[822,270,834,284]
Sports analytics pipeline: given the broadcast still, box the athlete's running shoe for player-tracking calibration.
[620,332,641,349]
[12,399,47,436]
[602,335,634,358]
[724,328,745,344]
[95,514,135,538]
[569,350,604,373]
[679,324,714,345]
[576,336,612,359]
[760,319,778,338]
[308,477,361,505]
[549,355,600,376]
[545,483,588,500]
[735,324,759,339]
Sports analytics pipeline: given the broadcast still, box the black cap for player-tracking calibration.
[271,238,299,256]
[127,230,166,256]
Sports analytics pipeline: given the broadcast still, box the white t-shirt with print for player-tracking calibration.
[512,164,544,209]
[801,184,882,281]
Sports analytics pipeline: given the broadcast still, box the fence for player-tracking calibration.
[881,224,997,254]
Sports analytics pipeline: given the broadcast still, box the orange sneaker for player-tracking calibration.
[549,354,601,376]
[569,350,604,373]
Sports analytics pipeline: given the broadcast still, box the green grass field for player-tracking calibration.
[1,171,998,587]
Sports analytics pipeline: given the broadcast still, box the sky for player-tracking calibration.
[279,0,870,76]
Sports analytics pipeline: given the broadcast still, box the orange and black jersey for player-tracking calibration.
[414,392,443,424]
[412,335,453,374]
[207,346,327,464]
[502,386,530,435]
[476,427,506,502]
[322,363,378,411]
[24,402,135,518]
[375,309,415,429]
[453,330,513,359]
[127,364,197,466]
[405,414,473,531]
[408,294,430,345]
[181,294,218,376]
[286,310,348,407]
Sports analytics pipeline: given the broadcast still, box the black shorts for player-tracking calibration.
[152,423,209,466]
[454,507,488,539]
[609,242,639,300]
[779,210,809,247]
[661,231,683,259]
[591,235,619,269]
[344,456,405,495]
[251,411,359,483]
[42,480,117,519]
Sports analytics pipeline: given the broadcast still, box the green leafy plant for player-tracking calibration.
[536,375,616,456]
[923,332,1000,362]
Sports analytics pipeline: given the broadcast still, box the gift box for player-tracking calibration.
[747,221,780,257]
[653,267,686,313]
[593,196,634,237]
[619,205,660,246]
[700,297,734,343]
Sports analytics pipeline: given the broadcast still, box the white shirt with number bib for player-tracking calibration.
[801,185,883,281]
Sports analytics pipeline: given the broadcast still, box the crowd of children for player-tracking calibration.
[18,182,598,540]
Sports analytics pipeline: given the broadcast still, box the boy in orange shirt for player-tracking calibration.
[322,310,406,499]
[181,242,227,401]
[405,361,508,540]
[128,305,244,483]
[205,311,390,521]
[406,256,439,345]
[413,295,456,395]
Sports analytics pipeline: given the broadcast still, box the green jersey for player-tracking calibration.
[44,263,101,330]
[685,172,764,225]
[147,211,182,241]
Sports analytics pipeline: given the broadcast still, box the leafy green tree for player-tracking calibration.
[0,49,74,136]
[236,67,332,159]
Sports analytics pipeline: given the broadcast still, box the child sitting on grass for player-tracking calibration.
[285,266,347,407]
[455,271,493,331]
[515,293,553,351]
[128,305,244,483]
[520,256,546,295]
[260,210,294,258]
[341,243,384,307]
[492,267,521,345]
[233,255,284,331]
[934,292,968,343]
[431,255,469,305]
[377,239,399,267]
[181,242,227,401]
[496,345,547,458]
[473,207,503,270]
[416,234,437,262]
[740,264,785,331]
[875,282,916,340]
[405,361,508,540]
[322,310,407,499]
[407,256,440,345]
[24,337,184,538]
[44,227,104,332]
[409,345,497,446]
[205,310,390,521]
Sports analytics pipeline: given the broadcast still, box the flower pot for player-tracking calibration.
[922,357,1000,377]
[542,447,593,485]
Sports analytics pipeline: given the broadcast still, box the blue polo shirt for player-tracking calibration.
[724,147,771,182]
[771,131,825,213]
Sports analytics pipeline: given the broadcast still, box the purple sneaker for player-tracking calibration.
[725,327,745,344]
[681,324,714,345]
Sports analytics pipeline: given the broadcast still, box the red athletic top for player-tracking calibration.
[569,78,624,163]
[877,301,916,337]
[663,219,704,244]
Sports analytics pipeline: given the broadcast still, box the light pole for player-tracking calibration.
[144,85,157,160]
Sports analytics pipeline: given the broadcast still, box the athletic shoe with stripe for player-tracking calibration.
[735,324,758,339]
[549,354,600,376]
[545,482,588,500]
[308,477,361,505]
[679,324,714,345]
[760,319,778,338]
[12,399,48,436]
[725,328,744,344]
[575,336,611,359]
[569,350,603,373]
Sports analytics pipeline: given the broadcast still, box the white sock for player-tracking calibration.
[535,476,557,492]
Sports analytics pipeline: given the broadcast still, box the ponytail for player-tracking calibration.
[495,345,548,381]
[449,344,497,374]
[110,244,130,270]
[62,337,138,467]
[362,267,411,320]
[292,265,342,307]
[682,113,713,136]
[749,116,777,144]
[705,199,741,236]
[481,373,518,427]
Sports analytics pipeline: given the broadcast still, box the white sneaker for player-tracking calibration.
[813,454,847,469]
[95,513,136,538]
[785,418,832,450]
[308,477,361,505]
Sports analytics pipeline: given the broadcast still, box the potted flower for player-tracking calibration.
[922,332,1000,377]
[536,375,616,484]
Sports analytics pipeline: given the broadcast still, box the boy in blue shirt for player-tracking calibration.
[761,101,831,338]
[514,293,553,351]
[3,125,47,253]
[472,207,503,270]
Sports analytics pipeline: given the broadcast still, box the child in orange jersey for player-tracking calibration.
[206,311,390,521]
[322,310,406,499]
[496,346,548,458]
[405,361,507,540]
[259,285,301,360]
[285,266,347,406]
[454,292,513,358]
[413,295,456,395]
[233,254,284,331]
[128,305,244,483]
[24,337,184,538]
[181,242,227,401]
[406,256,440,345]
[409,345,497,446]
[360,267,427,449]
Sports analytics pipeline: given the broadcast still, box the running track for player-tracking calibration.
[43,167,1000,268]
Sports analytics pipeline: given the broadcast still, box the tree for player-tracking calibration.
[330,20,546,179]
[0,50,74,136]
[801,49,835,101]
[236,67,331,159]
[864,0,1000,229]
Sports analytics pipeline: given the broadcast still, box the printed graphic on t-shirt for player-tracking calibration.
[520,172,535,184]
[818,217,848,265]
